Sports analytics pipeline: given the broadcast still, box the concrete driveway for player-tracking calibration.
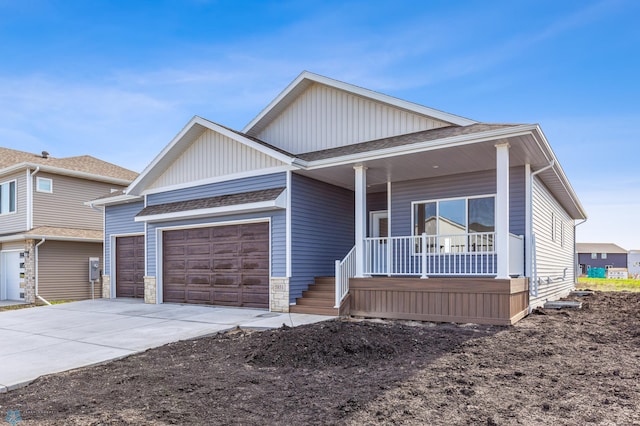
[0,298,333,392]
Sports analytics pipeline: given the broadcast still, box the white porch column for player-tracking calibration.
[354,165,367,277]
[495,143,510,279]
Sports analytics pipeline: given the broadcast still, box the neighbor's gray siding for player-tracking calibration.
[147,173,286,206]
[390,168,526,236]
[578,253,627,270]
[530,176,575,308]
[290,174,355,302]
[33,172,127,230]
[0,171,27,234]
[38,240,103,300]
[104,201,145,272]
[146,211,285,280]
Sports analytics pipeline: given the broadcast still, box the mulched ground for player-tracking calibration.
[1,291,639,425]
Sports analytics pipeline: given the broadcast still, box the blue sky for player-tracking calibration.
[1,0,638,249]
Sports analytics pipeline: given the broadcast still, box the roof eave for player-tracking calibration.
[0,162,133,186]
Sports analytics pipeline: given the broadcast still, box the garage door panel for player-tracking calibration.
[241,241,269,256]
[164,245,186,256]
[242,275,269,287]
[213,290,241,304]
[188,275,211,285]
[212,242,239,256]
[242,257,269,271]
[212,226,240,240]
[164,259,186,270]
[116,236,145,298]
[212,258,240,270]
[213,274,240,286]
[187,259,211,270]
[185,228,212,240]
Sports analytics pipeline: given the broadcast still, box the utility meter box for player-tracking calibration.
[89,257,100,281]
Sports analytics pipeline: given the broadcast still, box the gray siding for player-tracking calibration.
[33,172,127,230]
[390,168,526,237]
[290,174,355,301]
[531,177,575,308]
[146,211,285,279]
[104,201,145,272]
[0,171,27,234]
[578,253,627,270]
[147,172,286,206]
[38,240,103,300]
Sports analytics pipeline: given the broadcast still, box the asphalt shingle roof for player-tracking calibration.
[296,123,519,161]
[136,187,285,217]
[576,243,628,254]
[0,147,138,181]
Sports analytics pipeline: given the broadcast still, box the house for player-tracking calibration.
[628,250,640,278]
[0,148,137,304]
[93,71,586,325]
[576,243,628,275]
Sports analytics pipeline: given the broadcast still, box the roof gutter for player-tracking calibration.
[34,238,51,306]
[573,218,588,282]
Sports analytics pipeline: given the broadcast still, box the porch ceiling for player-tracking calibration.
[294,129,586,220]
[296,133,545,192]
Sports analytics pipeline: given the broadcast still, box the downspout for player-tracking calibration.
[27,167,41,230]
[574,218,588,282]
[528,160,555,306]
[35,238,51,305]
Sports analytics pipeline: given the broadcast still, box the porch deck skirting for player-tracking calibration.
[348,277,529,325]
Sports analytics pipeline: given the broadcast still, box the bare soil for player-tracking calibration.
[1,291,639,425]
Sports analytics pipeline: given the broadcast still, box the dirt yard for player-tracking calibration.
[1,291,639,425]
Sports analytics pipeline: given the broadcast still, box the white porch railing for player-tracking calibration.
[365,232,524,277]
[334,246,356,308]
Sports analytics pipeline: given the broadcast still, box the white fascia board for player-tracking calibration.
[0,234,102,243]
[296,125,539,170]
[127,116,294,196]
[86,194,143,207]
[141,165,297,196]
[530,126,587,219]
[135,194,287,223]
[243,71,477,133]
[0,162,132,186]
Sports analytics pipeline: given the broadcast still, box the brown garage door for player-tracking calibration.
[162,222,269,308]
[116,236,145,298]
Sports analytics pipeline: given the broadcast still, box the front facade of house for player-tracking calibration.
[0,148,137,303]
[576,243,628,275]
[96,72,586,325]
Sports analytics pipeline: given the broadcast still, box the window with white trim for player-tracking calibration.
[0,180,16,214]
[36,177,53,193]
[591,253,597,260]
[412,195,495,253]
[601,253,608,259]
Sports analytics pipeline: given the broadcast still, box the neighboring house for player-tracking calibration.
[576,243,628,275]
[628,250,640,278]
[93,71,586,325]
[0,148,137,303]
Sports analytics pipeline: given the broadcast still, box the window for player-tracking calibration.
[591,253,597,260]
[551,212,556,241]
[413,195,495,253]
[36,177,53,193]
[560,222,565,247]
[0,180,16,214]
[601,253,608,259]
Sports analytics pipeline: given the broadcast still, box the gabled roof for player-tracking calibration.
[576,243,628,254]
[242,71,477,136]
[0,147,137,184]
[126,116,295,195]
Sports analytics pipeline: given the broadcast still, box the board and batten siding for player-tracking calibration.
[147,173,286,206]
[391,168,527,237]
[255,83,451,154]
[104,201,145,272]
[0,171,28,234]
[530,176,575,308]
[33,173,127,231]
[38,240,103,300]
[290,174,355,302]
[148,129,286,191]
[146,211,286,280]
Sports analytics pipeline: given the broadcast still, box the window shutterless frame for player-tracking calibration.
[0,179,17,215]
[36,177,53,193]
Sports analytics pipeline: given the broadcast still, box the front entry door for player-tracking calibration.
[1,251,23,301]
[369,211,388,274]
